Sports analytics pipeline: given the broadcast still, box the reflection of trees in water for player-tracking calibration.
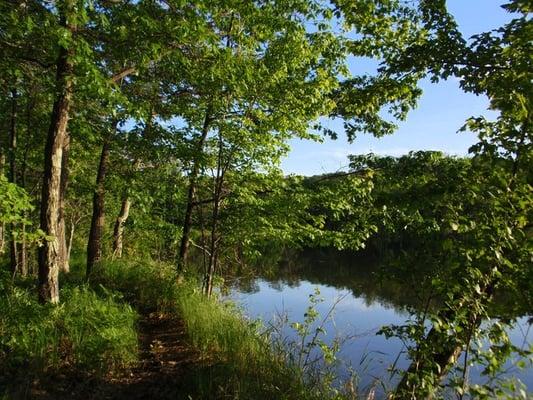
[230,248,433,312]
[225,276,261,294]
[229,248,530,319]
[285,249,436,312]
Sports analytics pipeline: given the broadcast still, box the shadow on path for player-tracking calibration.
[3,314,208,399]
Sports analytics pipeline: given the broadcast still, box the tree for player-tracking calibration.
[365,1,533,397]
[38,0,77,303]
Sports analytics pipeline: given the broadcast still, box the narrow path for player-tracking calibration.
[107,313,201,399]
[8,314,203,399]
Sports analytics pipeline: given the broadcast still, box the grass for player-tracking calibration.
[88,258,339,399]
[1,257,349,399]
[0,272,138,376]
[88,258,178,312]
[175,281,323,399]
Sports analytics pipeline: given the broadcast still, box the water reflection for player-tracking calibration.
[226,248,533,396]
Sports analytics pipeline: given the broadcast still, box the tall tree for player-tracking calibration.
[83,0,209,275]
[86,124,114,275]
[175,0,348,270]
[38,0,76,303]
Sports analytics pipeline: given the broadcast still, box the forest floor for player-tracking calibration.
[5,314,206,399]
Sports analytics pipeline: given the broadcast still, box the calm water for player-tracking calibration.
[227,249,533,396]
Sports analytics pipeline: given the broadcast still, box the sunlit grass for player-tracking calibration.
[0,272,138,375]
[90,258,333,399]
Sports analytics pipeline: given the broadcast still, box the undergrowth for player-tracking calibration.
[0,272,138,376]
[2,258,350,399]
[88,258,178,312]
[90,259,340,399]
[175,282,326,399]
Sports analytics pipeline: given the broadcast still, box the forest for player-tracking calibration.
[0,0,531,399]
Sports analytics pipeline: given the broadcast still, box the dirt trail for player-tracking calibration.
[6,314,202,399]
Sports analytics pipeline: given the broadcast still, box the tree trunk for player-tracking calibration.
[178,109,211,270]
[67,219,75,262]
[0,225,4,255]
[393,296,485,399]
[17,87,35,276]
[203,203,219,297]
[9,88,18,275]
[111,157,139,259]
[0,152,4,255]
[112,196,131,259]
[58,135,70,272]
[86,132,112,277]
[17,94,33,277]
[18,225,27,276]
[393,326,465,399]
[204,182,220,296]
[203,133,225,297]
[38,5,75,303]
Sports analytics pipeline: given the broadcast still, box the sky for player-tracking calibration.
[281,0,514,176]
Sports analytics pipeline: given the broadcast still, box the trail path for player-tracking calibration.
[8,314,202,399]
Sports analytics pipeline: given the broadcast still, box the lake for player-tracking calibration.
[226,249,532,398]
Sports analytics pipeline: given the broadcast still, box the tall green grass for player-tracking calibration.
[88,258,179,312]
[174,282,322,399]
[88,259,338,399]
[0,273,138,375]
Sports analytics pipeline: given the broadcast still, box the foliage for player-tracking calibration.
[214,169,376,267]
[88,258,179,313]
[0,272,138,375]
[0,175,43,246]
[348,1,533,396]
[0,175,32,226]
[277,287,347,394]
[175,278,341,400]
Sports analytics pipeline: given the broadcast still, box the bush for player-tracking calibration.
[0,277,138,375]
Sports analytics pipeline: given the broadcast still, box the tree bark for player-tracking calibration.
[111,157,139,259]
[17,94,32,277]
[112,196,131,259]
[178,108,211,270]
[203,133,225,297]
[58,135,70,272]
[203,182,220,296]
[38,4,75,303]
[86,132,112,277]
[67,218,75,262]
[0,223,4,255]
[18,225,27,276]
[203,199,219,297]
[393,326,465,399]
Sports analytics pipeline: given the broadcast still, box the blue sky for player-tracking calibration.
[282,0,513,175]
